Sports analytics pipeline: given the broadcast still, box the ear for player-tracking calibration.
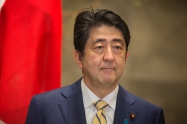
[73,50,83,69]
[125,51,129,62]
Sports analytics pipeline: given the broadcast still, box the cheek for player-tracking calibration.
[86,54,102,69]
[116,56,126,69]
[89,56,101,68]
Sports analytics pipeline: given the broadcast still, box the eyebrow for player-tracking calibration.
[93,38,125,45]
[112,38,125,45]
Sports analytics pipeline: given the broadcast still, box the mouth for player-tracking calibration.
[100,68,115,72]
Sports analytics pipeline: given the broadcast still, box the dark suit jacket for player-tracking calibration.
[26,78,165,124]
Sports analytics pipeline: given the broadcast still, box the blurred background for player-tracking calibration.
[62,0,187,124]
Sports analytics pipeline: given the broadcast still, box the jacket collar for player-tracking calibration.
[113,85,138,124]
[58,78,138,124]
[58,78,87,124]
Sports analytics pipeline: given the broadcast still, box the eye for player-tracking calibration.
[93,45,104,54]
[114,46,122,50]
[95,46,103,50]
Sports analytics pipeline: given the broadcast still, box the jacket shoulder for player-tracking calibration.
[33,78,82,104]
[119,86,165,123]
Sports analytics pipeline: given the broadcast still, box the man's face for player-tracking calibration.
[74,25,129,90]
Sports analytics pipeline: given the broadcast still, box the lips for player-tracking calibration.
[102,68,114,69]
[100,68,115,71]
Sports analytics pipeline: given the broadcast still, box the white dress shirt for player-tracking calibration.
[81,79,119,124]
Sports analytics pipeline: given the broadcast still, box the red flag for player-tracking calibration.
[0,0,62,123]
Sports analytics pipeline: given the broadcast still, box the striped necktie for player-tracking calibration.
[92,100,108,124]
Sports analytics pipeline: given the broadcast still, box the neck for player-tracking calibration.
[84,81,118,98]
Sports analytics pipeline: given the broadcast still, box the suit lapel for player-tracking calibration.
[57,80,139,124]
[58,79,86,124]
[113,85,138,124]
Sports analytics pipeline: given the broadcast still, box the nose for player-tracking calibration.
[103,47,114,62]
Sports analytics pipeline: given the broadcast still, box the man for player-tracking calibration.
[26,8,165,124]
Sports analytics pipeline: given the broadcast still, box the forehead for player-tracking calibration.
[88,25,125,43]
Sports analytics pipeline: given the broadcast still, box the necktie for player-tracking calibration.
[92,100,108,124]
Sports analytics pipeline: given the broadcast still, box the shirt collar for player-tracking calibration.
[81,78,119,110]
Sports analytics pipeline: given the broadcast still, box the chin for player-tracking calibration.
[101,78,116,85]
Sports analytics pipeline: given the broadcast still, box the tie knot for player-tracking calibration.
[93,100,108,110]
